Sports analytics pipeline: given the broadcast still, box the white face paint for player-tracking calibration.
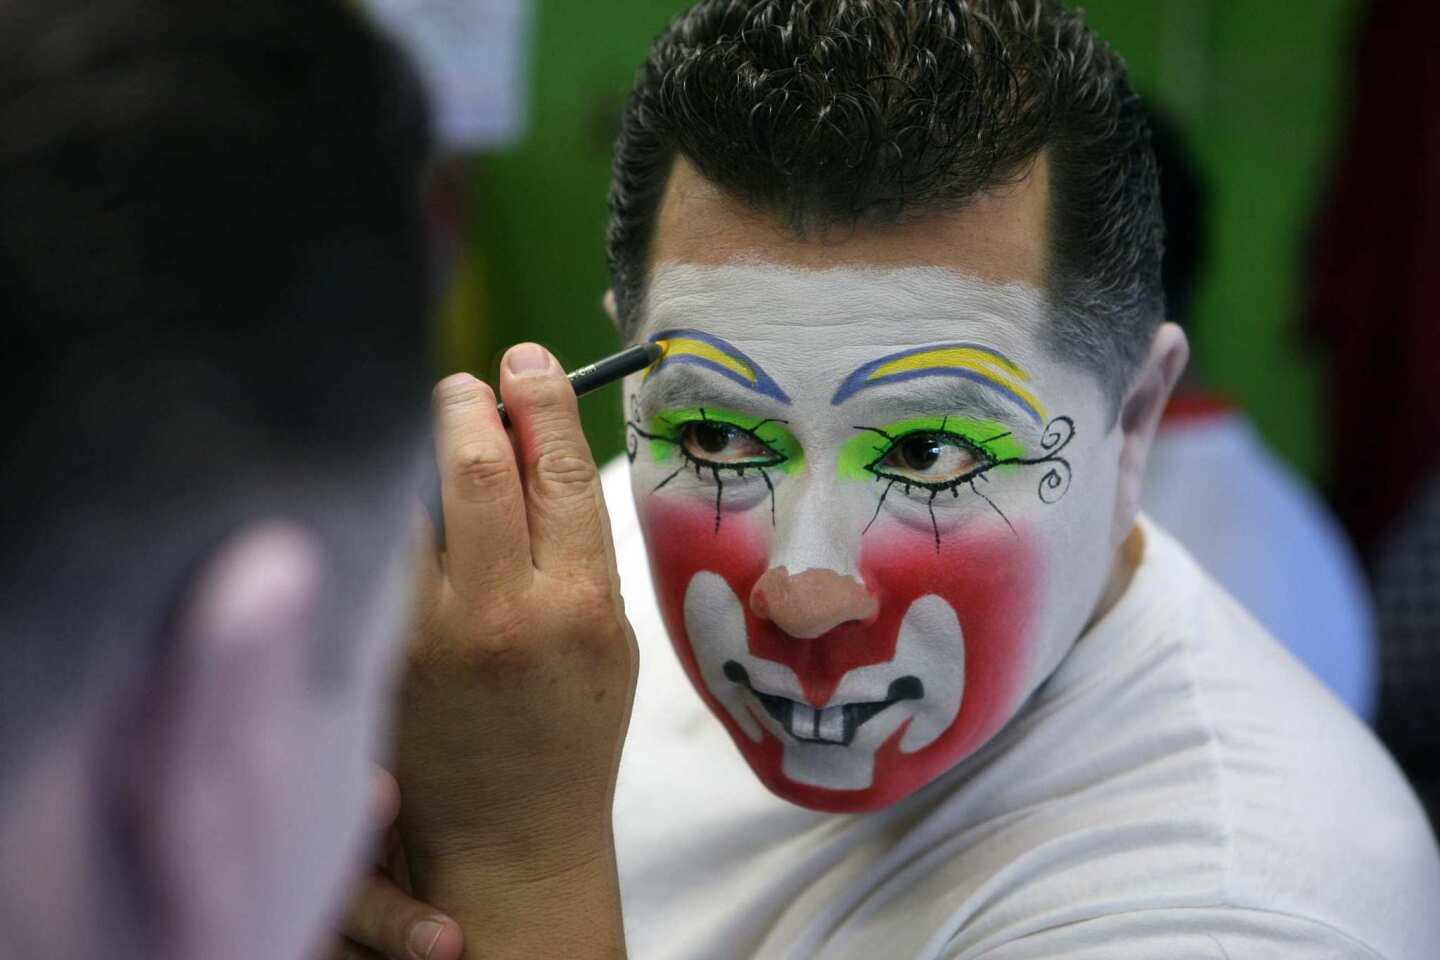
[627,263,1123,811]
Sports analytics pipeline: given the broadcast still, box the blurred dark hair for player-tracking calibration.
[1147,110,1209,325]
[0,0,432,769]
[607,0,1163,413]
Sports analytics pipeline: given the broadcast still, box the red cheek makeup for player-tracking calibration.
[643,497,1038,812]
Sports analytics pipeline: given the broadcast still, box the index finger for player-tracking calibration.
[431,373,533,599]
[497,343,609,577]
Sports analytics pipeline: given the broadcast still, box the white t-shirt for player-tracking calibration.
[602,459,1440,960]
[1143,407,1377,719]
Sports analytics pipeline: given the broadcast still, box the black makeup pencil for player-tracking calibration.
[494,340,664,427]
[426,341,666,546]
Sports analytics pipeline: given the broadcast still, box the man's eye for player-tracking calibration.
[679,421,777,464]
[875,433,984,484]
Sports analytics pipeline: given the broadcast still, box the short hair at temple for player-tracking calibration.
[606,0,1165,416]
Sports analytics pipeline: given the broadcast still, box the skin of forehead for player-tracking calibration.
[651,154,1050,284]
[637,154,1056,368]
[641,262,1051,362]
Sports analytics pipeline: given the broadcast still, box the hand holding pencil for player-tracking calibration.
[357,341,638,960]
[425,340,665,548]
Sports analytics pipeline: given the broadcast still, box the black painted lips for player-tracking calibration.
[722,660,924,746]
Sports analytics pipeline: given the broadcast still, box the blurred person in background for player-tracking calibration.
[1306,0,1440,565]
[1141,112,1377,720]
[341,3,1440,958]
[1304,0,1440,828]
[1371,473,1440,828]
[0,1,636,958]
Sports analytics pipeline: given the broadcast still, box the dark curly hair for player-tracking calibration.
[607,0,1163,414]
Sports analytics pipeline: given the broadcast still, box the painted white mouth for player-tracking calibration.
[682,571,967,790]
[722,660,924,745]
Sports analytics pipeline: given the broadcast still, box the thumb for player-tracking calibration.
[339,871,463,960]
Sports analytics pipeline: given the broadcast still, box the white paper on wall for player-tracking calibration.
[361,0,532,151]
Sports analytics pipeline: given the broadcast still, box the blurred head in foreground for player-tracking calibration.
[0,1,431,957]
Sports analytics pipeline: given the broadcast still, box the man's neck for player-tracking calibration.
[1087,523,1145,633]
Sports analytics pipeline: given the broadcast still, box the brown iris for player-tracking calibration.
[897,436,944,471]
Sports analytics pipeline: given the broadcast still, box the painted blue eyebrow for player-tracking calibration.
[645,328,792,405]
[830,342,1046,425]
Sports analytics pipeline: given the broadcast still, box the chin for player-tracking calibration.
[736,716,958,813]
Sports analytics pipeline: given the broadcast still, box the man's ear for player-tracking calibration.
[602,288,620,330]
[1112,322,1189,546]
[130,522,330,958]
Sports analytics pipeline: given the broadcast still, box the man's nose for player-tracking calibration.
[748,566,878,639]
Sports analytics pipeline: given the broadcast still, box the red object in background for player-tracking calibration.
[1160,390,1238,427]
[1305,0,1440,560]
[641,498,1035,812]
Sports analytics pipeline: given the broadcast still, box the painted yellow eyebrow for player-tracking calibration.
[642,329,792,404]
[831,343,1047,425]
[648,337,751,382]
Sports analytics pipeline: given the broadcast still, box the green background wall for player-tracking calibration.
[443,0,1359,478]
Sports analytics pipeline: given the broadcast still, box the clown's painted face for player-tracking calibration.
[622,159,1143,812]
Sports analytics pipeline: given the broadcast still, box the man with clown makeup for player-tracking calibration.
[342,2,1440,958]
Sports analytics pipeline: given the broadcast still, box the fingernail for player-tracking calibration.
[409,918,446,960]
[506,342,553,375]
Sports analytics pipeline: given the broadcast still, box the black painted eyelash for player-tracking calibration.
[853,423,1011,550]
[853,416,1076,551]
[856,421,1012,492]
[625,404,789,532]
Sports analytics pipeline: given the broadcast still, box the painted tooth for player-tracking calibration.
[790,702,816,738]
[817,704,845,742]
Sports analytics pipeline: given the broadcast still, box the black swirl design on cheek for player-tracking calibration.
[1018,415,1074,504]
[625,393,640,463]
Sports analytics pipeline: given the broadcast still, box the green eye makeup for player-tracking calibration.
[640,407,803,474]
[624,402,1073,546]
[627,407,804,531]
[838,416,1024,488]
